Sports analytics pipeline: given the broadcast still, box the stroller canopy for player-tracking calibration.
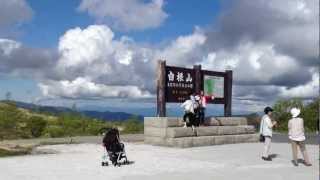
[103,128,121,151]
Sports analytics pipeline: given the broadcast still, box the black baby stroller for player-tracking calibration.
[101,128,130,167]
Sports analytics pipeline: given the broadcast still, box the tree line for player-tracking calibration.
[272,98,319,132]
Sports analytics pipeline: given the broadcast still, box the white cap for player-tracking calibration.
[290,108,301,118]
[195,95,200,101]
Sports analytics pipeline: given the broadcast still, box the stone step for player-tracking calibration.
[144,133,259,148]
[144,116,252,128]
[197,125,256,136]
[144,117,183,128]
[144,125,256,138]
[206,117,249,126]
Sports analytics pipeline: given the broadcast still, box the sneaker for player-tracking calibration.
[291,160,298,166]
[262,156,272,161]
[303,161,312,166]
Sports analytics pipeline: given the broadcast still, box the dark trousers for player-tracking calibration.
[194,108,201,127]
[183,112,195,127]
[199,107,205,125]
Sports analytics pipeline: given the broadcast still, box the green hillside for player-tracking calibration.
[0,101,143,140]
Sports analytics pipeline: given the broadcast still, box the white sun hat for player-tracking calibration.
[290,108,301,118]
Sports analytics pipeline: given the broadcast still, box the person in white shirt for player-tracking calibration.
[259,107,277,161]
[288,107,312,166]
[181,95,196,128]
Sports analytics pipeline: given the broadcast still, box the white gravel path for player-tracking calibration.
[0,142,318,180]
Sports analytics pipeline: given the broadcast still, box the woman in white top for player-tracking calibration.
[260,107,277,161]
[288,108,312,166]
[181,95,197,128]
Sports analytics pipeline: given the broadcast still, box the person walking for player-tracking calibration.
[288,107,312,166]
[260,107,277,161]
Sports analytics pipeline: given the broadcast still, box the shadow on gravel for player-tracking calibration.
[102,161,135,167]
[269,154,278,160]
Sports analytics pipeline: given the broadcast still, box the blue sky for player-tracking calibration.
[20,0,221,47]
[0,0,318,115]
[20,0,92,48]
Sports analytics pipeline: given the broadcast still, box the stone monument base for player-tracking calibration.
[144,117,259,148]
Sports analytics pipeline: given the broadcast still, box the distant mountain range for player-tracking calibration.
[78,105,157,117]
[1,100,143,121]
[1,100,253,121]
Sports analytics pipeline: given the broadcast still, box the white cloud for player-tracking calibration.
[248,51,262,70]
[201,41,303,86]
[0,0,33,28]
[7,23,316,104]
[199,0,318,111]
[267,0,313,21]
[39,77,151,99]
[232,70,319,112]
[57,25,115,69]
[78,0,168,31]
[0,39,21,56]
[0,38,56,78]
[280,71,319,98]
[40,25,157,99]
[159,28,206,66]
[116,50,133,65]
[41,25,209,99]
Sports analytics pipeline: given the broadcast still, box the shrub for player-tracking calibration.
[86,120,107,135]
[45,126,65,138]
[27,116,47,138]
[272,98,319,132]
[301,98,319,132]
[122,118,143,134]
[0,103,26,139]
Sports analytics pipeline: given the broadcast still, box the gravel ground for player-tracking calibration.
[0,133,317,145]
[0,142,318,180]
